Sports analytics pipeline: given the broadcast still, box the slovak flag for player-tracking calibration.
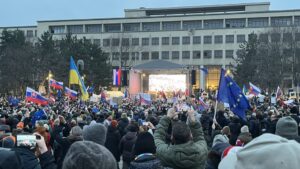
[65,87,78,100]
[113,68,122,86]
[49,79,63,90]
[198,97,209,111]
[25,87,48,106]
[249,82,261,96]
[140,94,151,105]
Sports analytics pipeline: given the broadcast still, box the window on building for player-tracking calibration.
[142,22,160,31]
[172,37,180,45]
[26,30,33,37]
[131,52,139,61]
[132,38,139,46]
[49,26,65,34]
[271,17,292,27]
[182,20,202,30]
[93,39,101,46]
[204,36,212,44]
[103,39,110,46]
[162,21,181,31]
[283,33,293,42]
[172,51,179,60]
[121,38,129,46]
[226,35,234,43]
[203,50,212,59]
[121,52,130,61]
[104,24,121,32]
[193,36,201,44]
[271,33,281,42]
[151,37,159,45]
[182,36,190,45]
[85,24,102,33]
[214,50,223,59]
[34,30,37,37]
[259,34,269,43]
[112,38,120,46]
[225,50,234,58]
[142,38,149,46]
[112,52,120,60]
[182,51,190,59]
[237,34,246,43]
[161,51,169,60]
[295,33,300,41]
[151,52,159,60]
[193,51,201,59]
[67,25,83,33]
[141,52,149,60]
[248,18,269,28]
[123,23,140,32]
[162,37,170,45]
[204,20,223,29]
[214,35,223,44]
[295,16,300,26]
[225,19,246,28]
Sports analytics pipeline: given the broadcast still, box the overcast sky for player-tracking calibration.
[1,0,299,27]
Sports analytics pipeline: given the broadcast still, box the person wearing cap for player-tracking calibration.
[105,120,121,167]
[154,108,208,169]
[276,116,300,143]
[219,133,300,169]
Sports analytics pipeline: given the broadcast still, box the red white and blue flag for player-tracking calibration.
[113,68,122,86]
[25,87,48,106]
[276,86,283,99]
[65,87,77,100]
[49,79,63,90]
[249,82,261,96]
[140,94,151,105]
[198,97,209,111]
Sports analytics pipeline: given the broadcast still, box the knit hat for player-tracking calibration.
[62,141,117,169]
[16,122,24,129]
[212,134,229,147]
[240,125,249,133]
[83,123,107,145]
[133,132,156,156]
[110,120,118,128]
[219,134,300,169]
[2,136,16,148]
[276,116,298,139]
[70,126,83,137]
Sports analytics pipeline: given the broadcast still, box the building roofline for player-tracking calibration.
[37,9,300,23]
[0,25,37,29]
[124,2,270,12]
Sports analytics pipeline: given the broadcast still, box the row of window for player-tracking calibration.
[110,50,235,61]
[259,32,300,43]
[98,35,245,47]
[49,16,300,34]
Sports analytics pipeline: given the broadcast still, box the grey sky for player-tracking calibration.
[0,0,299,27]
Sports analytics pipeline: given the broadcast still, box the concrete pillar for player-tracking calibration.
[200,65,205,90]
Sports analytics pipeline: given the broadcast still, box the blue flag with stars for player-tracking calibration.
[217,68,250,119]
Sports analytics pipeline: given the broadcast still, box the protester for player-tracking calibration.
[154,108,208,169]
[105,120,121,167]
[276,116,300,143]
[83,122,107,145]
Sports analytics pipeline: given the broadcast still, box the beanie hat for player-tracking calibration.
[110,120,118,128]
[83,123,107,145]
[219,134,300,169]
[121,113,127,119]
[16,122,24,129]
[62,141,117,169]
[133,132,156,156]
[70,126,83,137]
[212,134,229,147]
[276,116,298,139]
[240,125,249,133]
[2,136,16,148]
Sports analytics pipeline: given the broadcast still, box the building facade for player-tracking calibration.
[1,2,300,91]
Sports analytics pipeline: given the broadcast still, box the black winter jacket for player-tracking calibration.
[105,126,121,162]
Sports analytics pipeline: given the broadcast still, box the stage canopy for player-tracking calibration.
[132,60,184,71]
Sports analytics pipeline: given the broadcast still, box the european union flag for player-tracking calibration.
[217,68,250,119]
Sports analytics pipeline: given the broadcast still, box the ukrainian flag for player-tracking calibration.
[69,56,89,101]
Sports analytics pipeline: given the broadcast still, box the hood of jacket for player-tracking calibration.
[125,131,137,140]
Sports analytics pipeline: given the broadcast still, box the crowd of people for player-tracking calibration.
[1,92,300,169]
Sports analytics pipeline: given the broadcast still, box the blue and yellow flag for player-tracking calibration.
[69,56,89,101]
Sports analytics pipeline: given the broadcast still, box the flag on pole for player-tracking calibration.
[113,68,122,86]
[242,84,248,95]
[276,86,283,99]
[25,87,48,106]
[249,82,261,96]
[49,79,63,90]
[65,87,78,100]
[198,97,209,111]
[217,69,250,119]
[69,56,89,101]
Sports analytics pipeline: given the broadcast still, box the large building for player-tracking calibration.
[1,2,300,91]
